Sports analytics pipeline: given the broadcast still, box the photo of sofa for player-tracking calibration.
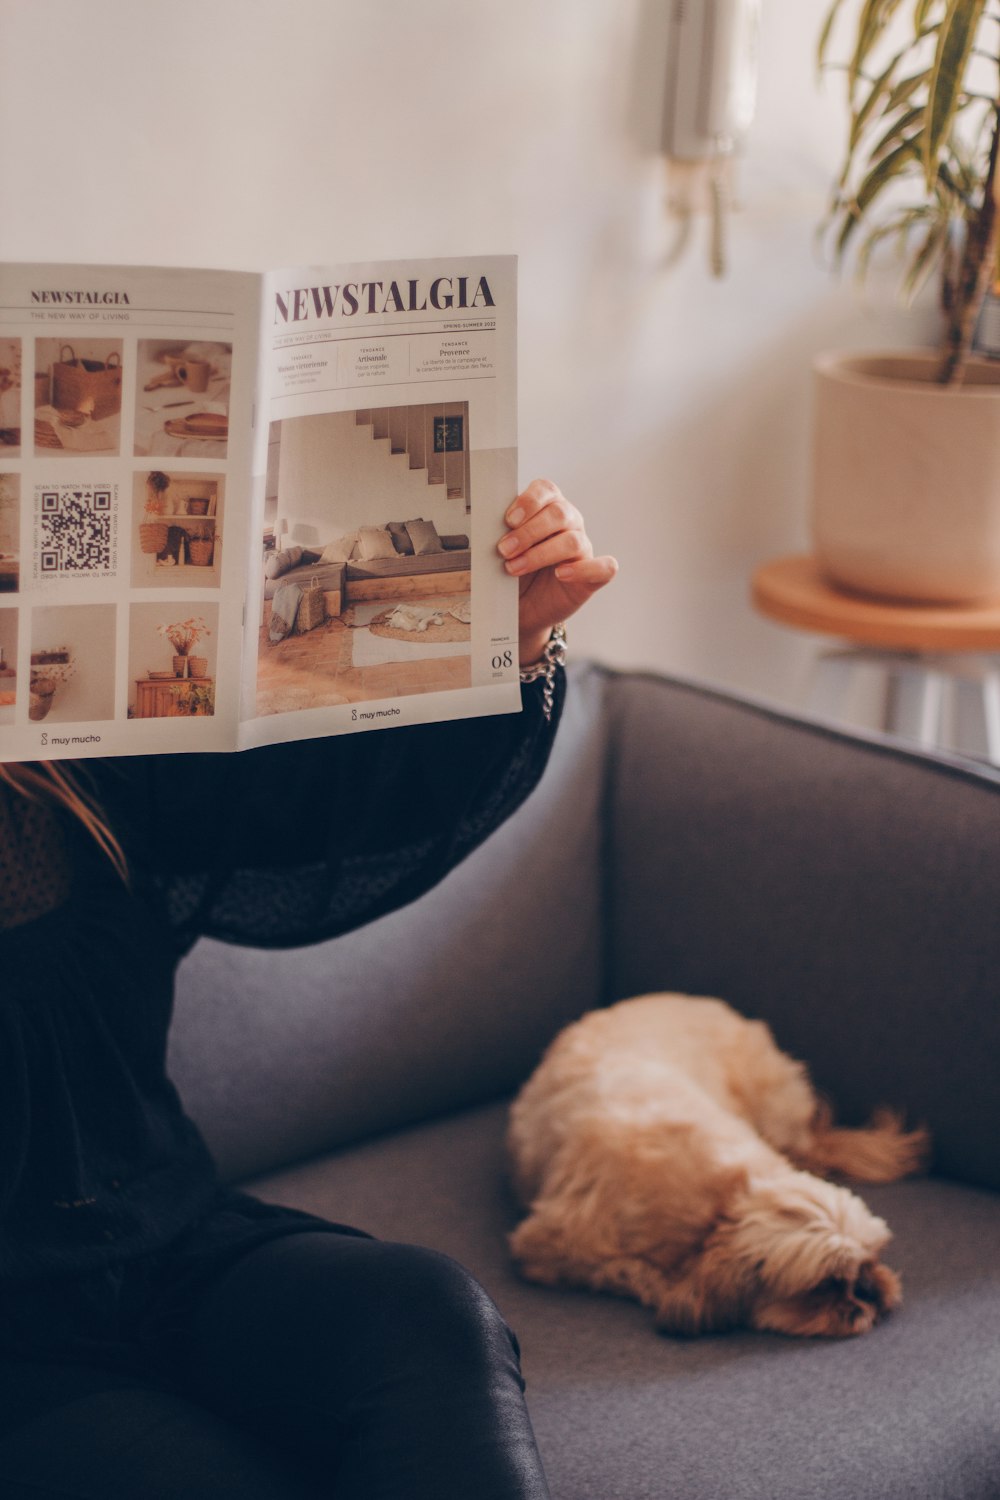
[262,519,471,625]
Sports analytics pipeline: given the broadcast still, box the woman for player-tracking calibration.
[0,481,616,1500]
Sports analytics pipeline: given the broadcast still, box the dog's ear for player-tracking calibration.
[611,1122,750,1266]
[652,1232,759,1336]
[509,1121,749,1313]
[623,1141,757,1336]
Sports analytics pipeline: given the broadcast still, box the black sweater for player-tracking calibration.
[0,680,561,1278]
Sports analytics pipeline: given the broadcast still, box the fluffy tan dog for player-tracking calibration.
[507,994,929,1338]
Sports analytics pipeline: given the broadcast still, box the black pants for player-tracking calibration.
[0,1230,552,1499]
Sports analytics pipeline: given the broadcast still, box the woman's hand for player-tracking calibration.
[497,479,618,665]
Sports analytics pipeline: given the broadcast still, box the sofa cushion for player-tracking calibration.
[263,545,302,580]
[604,671,1000,1194]
[170,665,613,1182]
[406,518,444,555]
[355,525,397,561]
[248,1097,1000,1500]
[386,520,414,554]
[319,531,358,564]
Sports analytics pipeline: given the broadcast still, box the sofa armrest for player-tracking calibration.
[604,668,1000,1192]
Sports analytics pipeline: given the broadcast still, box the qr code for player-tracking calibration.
[36,487,117,577]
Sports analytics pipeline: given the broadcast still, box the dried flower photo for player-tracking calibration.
[128,602,218,718]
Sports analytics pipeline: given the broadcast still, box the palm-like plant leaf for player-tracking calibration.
[849,0,909,93]
[855,204,937,279]
[923,0,990,186]
[870,103,928,159]
[822,0,1000,380]
[838,26,939,188]
[836,136,923,257]
[886,66,933,111]
[902,219,951,299]
[850,52,908,149]
[856,134,925,209]
[818,0,851,69]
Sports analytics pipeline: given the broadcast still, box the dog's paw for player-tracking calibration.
[507,1221,569,1287]
[755,1260,902,1338]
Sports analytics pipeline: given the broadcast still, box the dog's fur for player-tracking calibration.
[507,994,929,1338]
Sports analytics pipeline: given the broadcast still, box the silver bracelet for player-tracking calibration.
[519,624,567,722]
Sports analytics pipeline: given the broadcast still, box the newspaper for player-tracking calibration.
[0,257,521,762]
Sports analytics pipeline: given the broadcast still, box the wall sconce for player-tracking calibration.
[661,0,762,276]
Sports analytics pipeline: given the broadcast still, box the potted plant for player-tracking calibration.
[174,680,215,717]
[157,615,211,678]
[812,0,1000,603]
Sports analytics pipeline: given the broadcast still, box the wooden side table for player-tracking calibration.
[135,677,215,719]
[752,555,1000,761]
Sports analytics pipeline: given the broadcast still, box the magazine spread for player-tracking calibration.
[0,256,521,762]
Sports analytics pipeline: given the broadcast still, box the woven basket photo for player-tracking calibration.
[188,537,214,567]
[139,522,168,555]
[297,582,326,632]
[51,345,123,419]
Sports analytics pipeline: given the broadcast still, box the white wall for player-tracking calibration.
[277,410,468,546]
[0,0,937,711]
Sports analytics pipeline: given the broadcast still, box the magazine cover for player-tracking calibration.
[0,256,520,762]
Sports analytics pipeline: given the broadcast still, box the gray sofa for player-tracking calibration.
[170,664,1000,1500]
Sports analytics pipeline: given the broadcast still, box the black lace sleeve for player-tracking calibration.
[94,676,563,952]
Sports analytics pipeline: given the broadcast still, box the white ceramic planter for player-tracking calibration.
[811,351,1000,604]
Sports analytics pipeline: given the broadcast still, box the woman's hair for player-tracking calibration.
[0,762,128,882]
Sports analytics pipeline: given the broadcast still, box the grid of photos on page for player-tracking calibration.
[0,338,22,726]
[1,335,233,729]
[257,401,472,716]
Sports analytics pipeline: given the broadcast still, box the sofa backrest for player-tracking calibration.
[605,670,1000,1193]
[169,664,613,1182]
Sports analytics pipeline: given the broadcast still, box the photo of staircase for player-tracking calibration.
[353,402,470,508]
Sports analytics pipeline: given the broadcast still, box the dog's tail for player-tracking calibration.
[798,1104,930,1183]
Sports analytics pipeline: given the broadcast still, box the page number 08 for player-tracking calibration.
[491,649,513,671]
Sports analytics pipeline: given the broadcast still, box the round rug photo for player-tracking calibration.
[368,605,471,644]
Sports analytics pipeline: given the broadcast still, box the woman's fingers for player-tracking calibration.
[500,481,588,565]
[499,480,618,663]
[552,554,619,590]
[502,524,592,577]
[504,477,563,530]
